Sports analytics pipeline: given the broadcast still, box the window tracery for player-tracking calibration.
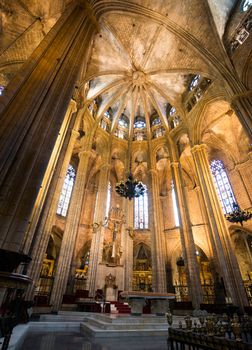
[134,116,146,129]
[230,13,252,53]
[185,77,212,112]
[166,105,181,129]
[210,160,237,214]
[57,165,76,216]
[189,75,200,91]
[134,184,149,229]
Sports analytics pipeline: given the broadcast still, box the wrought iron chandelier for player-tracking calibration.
[115,156,145,200]
[225,202,252,226]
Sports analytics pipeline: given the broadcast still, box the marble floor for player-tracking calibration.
[20,331,168,350]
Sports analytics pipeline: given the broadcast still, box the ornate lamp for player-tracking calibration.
[225,202,252,226]
[116,172,145,200]
[115,155,145,200]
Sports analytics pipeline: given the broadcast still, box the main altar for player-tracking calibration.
[120,291,176,316]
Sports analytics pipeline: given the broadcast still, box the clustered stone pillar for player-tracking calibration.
[170,162,203,309]
[87,162,111,297]
[124,199,134,291]
[25,108,81,300]
[191,144,248,309]
[22,100,78,256]
[0,3,97,253]
[149,168,167,292]
[50,146,92,311]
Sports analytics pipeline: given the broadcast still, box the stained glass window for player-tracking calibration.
[134,185,148,229]
[171,181,180,227]
[134,120,146,129]
[210,160,236,214]
[241,0,252,12]
[189,75,200,91]
[118,114,129,128]
[152,117,161,126]
[57,165,76,216]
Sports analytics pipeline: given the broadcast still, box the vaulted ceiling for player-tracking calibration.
[0,0,247,143]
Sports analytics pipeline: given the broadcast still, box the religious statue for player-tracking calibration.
[102,206,125,266]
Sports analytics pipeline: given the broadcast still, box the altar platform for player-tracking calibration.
[38,311,185,338]
[120,291,176,316]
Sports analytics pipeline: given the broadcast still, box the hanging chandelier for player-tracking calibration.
[115,153,145,200]
[225,202,252,226]
[115,172,145,200]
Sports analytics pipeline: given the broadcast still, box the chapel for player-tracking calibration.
[0,0,252,317]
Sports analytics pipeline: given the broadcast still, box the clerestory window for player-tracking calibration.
[134,185,149,229]
[57,165,76,217]
[210,160,236,214]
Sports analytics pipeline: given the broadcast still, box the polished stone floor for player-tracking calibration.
[20,331,168,350]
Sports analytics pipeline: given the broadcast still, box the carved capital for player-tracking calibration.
[78,150,92,159]
[191,144,207,155]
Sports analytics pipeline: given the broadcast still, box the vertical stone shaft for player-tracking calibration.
[124,200,134,291]
[22,100,77,255]
[171,162,203,308]
[191,144,248,308]
[0,4,96,252]
[87,163,111,296]
[25,109,81,300]
[149,168,167,292]
[50,147,92,310]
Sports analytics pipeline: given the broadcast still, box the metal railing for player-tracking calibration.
[167,312,252,350]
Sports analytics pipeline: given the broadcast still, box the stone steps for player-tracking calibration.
[93,313,168,324]
[85,317,168,330]
[80,321,168,338]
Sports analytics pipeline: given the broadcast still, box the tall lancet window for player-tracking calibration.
[134,184,149,229]
[105,182,111,218]
[171,181,180,227]
[57,165,76,217]
[210,160,236,214]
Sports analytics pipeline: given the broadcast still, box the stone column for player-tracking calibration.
[148,168,167,293]
[191,144,248,308]
[170,162,203,308]
[124,200,134,291]
[50,147,92,311]
[87,163,111,296]
[25,107,81,300]
[22,100,77,255]
[0,3,97,252]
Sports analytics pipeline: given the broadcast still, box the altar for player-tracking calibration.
[120,291,176,316]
